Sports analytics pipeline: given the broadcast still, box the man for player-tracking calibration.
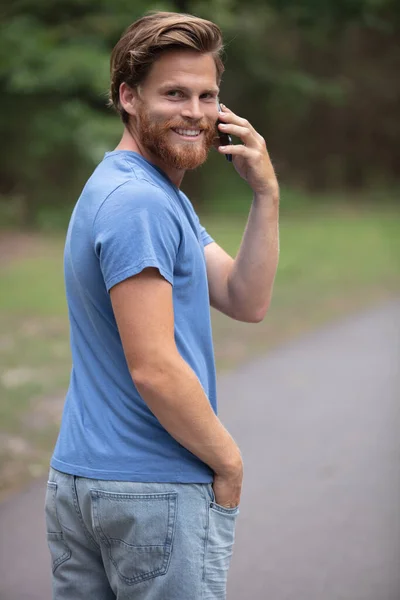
[45,10,279,600]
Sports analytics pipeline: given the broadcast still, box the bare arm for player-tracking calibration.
[205,196,279,322]
[110,268,243,482]
[230,193,279,320]
[205,104,280,323]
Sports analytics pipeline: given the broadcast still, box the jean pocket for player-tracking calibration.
[203,495,239,599]
[91,490,177,585]
[45,482,72,573]
[207,483,240,513]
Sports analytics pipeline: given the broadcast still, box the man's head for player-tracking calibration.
[109,12,225,172]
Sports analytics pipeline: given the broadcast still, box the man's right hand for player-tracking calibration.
[212,464,243,509]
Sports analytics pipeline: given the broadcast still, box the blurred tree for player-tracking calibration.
[195,0,400,191]
[0,0,175,224]
[0,0,399,225]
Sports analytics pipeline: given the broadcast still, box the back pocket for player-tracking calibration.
[45,482,72,573]
[91,490,177,585]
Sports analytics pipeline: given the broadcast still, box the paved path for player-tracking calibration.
[1,301,399,600]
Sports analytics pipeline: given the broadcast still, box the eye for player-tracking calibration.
[166,90,184,98]
[200,92,217,100]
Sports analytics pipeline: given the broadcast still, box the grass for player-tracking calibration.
[0,202,399,498]
[203,207,400,369]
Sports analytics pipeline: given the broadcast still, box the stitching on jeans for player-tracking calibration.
[162,490,178,573]
[46,484,62,534]
[91,490,176,501]
[201,485,211,598]
[46,483,72,572]
[71,477,100,550]
[106,539,167,548]
[51,547,71,573]
[50,483,63,535]
[91,490,176,585]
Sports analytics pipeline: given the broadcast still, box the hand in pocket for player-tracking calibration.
[212,471,242,509]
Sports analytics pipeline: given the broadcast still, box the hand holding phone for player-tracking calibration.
[217,100,232,163]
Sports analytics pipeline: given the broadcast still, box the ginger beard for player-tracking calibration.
[135,101,217,170]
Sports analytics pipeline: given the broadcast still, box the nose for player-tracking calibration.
[181,97,203,121]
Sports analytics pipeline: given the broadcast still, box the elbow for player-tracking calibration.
[248,306,268,323]
[130,366,151,390]
[130,367,153,396]
[234,301,270,323]
[228,285,271,323]
[130,355,176,392]
[251,313,266,324]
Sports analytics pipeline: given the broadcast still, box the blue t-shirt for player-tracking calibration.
[51,151,216,482]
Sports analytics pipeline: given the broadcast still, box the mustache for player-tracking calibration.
[162,118,215,132]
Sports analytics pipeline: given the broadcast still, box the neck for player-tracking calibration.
[115,127,185,187]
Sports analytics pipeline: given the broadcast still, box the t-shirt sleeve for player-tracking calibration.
[93,182,181,292]
[199,223,214,247]
[179,189,214,248]
[195,216,214,248]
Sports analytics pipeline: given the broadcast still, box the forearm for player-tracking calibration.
[228,189,280,321]
[132,352,242,476]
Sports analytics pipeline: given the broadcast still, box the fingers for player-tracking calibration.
[218,143,254,156]
[218,105,265,148]
[218,122,250,141]
[218,104,255,132]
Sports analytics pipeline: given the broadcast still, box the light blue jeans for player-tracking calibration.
[45,467,239,599]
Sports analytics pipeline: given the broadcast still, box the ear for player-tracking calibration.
[119,82,140,118]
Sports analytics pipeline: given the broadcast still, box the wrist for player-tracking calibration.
[215,452,243,478]
[253,181,280,205]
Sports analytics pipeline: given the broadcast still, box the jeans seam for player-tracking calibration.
[201,485,211,599]
[52,483,63,535]
[46,481,73,572]
[51,547,72,573]
[158,493,176,576]
[71,476,100,550]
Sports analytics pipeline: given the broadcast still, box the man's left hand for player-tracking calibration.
[216,104,278,197]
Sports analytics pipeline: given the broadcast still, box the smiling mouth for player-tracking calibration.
[172,128,202,138]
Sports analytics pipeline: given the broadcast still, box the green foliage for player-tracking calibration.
[0,0,399,225]
[0,0,172,224]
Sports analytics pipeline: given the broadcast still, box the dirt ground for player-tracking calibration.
[0,232,44,265]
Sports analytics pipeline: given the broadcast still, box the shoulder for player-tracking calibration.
[105,179,174,212]
[93,178,181,233]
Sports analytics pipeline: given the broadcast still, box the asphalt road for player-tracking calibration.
[1,300,399,600]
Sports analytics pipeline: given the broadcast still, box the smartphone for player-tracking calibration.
[217,100,232,162]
